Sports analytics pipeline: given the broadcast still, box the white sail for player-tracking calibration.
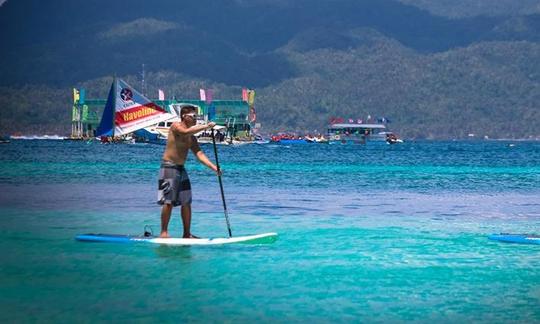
[96,78,176,137]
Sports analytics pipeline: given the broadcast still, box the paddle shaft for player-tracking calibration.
[211,129,232,237]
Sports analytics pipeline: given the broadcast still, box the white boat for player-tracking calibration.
[133,103,233,145]
[194,126,236,145]
[327,123,402,144]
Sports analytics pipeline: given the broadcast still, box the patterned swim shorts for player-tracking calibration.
[157,160,192,206]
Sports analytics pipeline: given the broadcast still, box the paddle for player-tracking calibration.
[211,128,233,237]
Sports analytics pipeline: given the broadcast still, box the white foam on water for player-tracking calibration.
[10,135,65,140]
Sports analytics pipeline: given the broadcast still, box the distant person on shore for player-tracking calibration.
[158,105,221,238]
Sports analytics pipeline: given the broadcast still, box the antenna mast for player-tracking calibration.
[141,63,146,96]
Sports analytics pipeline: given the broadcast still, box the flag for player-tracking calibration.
[73,88,80,103]
[247,90,255,106]
[82,105,89,121]
[206,89,213,104]
[72,106,77,122]
[158,89,165,101]
[249,106,256,122]
[199,89,206,101]
[242,88,248,101]
[208,105,216,121]
[79,88,85,104]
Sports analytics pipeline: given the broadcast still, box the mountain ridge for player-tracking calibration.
[0,0,539,139]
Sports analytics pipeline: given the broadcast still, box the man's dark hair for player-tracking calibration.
[180,105,198,120]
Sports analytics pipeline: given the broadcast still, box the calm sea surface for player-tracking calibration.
[1,139,539,322]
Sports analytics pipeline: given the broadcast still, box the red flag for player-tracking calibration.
[206,89,213,104]
[242,88,248,101]
[249,106,256,122]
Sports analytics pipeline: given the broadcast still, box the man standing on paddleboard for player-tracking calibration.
[158,104,221,238]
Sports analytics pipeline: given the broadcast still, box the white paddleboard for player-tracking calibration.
[76,232,278,245]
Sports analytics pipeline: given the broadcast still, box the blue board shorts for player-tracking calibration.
[157,160,192,206]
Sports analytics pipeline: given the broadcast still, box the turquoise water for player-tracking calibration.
[1,140,539,322]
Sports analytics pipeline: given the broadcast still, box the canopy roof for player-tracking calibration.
[328,123,386,129]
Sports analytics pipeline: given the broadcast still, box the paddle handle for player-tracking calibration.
[211,128,232,237]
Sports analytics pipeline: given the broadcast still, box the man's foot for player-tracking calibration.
[183,233,200,239]
[160,231,170,238]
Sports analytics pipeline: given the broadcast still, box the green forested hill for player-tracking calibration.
[258,36,540,139]
[398,0,540,18]
[0,0,539,139]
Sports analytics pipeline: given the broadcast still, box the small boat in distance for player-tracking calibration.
[327,123,402,144]
[270,133,327,144]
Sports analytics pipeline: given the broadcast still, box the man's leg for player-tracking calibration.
[181,204,193,238]
[160,203,173,237]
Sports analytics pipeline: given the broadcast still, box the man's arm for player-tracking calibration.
[191,137,222,176]
[171,122,216,136]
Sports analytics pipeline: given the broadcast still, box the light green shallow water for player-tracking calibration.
[2,209,539,323]
[1,140,539,322]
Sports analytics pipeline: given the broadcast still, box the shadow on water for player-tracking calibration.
[153,245,193,260]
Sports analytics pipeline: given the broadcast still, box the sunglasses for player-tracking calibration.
[183,113,199,118]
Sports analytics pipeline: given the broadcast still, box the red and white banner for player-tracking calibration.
[111,79,176,136]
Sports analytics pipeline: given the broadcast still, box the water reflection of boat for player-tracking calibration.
[327,123,402,144]
[278,139,311,144]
